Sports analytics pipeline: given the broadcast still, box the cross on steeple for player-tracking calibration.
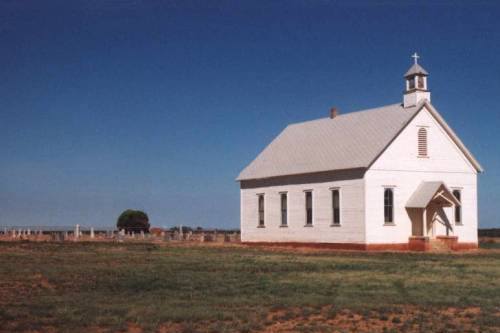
[412,52,420,64]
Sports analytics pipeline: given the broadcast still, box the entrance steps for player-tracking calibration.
[429,239,452,252]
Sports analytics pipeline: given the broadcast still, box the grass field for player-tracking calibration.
[0,242,499,333]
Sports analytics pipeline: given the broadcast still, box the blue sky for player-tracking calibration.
[1,1,499,229]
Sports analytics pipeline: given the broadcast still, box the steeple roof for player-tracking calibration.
[405,63,429,77]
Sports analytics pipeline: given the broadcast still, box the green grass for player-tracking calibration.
[0,242,499,332]
[480,241,500,249]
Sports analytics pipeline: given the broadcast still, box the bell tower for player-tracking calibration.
[403,53,430,108]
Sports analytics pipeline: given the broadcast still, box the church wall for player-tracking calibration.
[240,176,365,243]
[365,107,478,244]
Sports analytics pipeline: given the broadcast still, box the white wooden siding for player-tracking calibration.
[241,178,365,243]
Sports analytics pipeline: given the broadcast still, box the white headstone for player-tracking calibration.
[75,224,80,239]
[90,227,95,239]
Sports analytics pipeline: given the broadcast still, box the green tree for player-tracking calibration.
[116,209,150,233]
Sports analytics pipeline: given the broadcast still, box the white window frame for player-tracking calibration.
[330,187,342,227]
[383,186,396,226]
[452,188,463,226]
[303,190,313,227]
[279,191,288,228]
[257,193,265,228]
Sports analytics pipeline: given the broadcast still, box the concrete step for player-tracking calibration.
[429,239,452,252]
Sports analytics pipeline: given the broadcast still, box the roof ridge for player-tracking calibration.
[288,102,404,127]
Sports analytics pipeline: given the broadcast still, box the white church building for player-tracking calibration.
[237,55,482,251]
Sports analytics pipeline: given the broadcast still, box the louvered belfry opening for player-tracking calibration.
[418,127,428,157]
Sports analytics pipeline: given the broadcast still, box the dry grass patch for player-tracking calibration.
[0,241,499,332]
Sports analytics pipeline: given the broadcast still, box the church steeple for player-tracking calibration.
[403,53,430,108]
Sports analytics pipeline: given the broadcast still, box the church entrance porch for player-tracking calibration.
[406,181,461,251]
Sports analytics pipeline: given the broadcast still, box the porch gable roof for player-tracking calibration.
[406,181,460,208]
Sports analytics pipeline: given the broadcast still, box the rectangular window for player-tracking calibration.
[332,189,341,225]
[384,188,394,224]
[453,190,462,224]
[305,191,313,225]
[280,193,287,226]
[258,194,265,227]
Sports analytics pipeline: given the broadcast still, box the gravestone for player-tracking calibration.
[75,224,80,240]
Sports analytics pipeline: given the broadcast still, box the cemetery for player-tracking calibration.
[0,225,241,244]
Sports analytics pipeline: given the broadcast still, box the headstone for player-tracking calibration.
[90,227,95,239]
[179,225,183,240]
[64,231,68,240]
[140,230,145,239]
[75,224,80,240]
[27,229,31,236]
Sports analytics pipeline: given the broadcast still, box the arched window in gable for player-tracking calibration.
[418,127,428,157]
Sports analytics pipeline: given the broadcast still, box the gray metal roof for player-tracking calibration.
[406,181,460,208]
[237,100,482,181]
[237,103,420,181]
[405,63,429,77]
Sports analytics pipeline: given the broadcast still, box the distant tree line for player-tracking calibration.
[116,209,241,234]
[478,228,500,237]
